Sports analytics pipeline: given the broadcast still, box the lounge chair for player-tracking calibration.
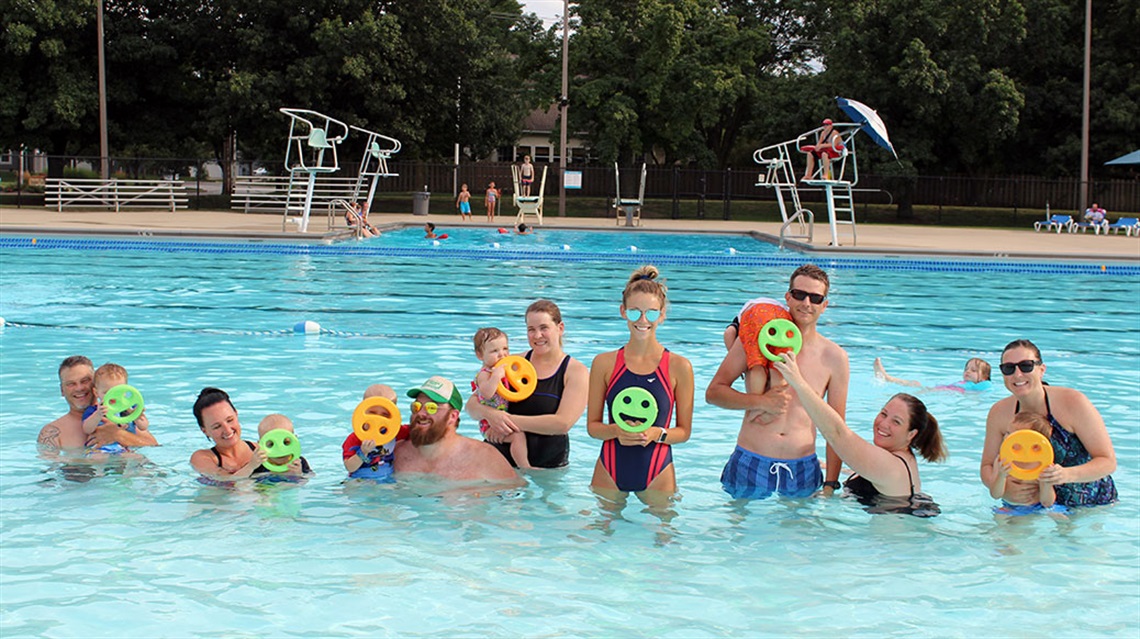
[1105,217,1140,237]
[1071,218,1109,234]
[1034,215,1072,233]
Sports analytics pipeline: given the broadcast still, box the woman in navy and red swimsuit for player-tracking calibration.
[586,266,695,499]
[466,299,589,469]
[981,339,1117,508]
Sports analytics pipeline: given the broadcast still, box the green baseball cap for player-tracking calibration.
[406,376,463,410]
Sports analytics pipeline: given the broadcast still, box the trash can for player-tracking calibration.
[413,191,430,216]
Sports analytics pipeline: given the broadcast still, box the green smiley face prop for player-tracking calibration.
[613,387,659,433]
[103,384,145,425]
[258,429,302,473]
[758,318,803,362]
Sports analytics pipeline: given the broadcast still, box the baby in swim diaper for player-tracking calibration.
[733,298,797,399]
[989,412,1060,514]
[82,362,150,453]
[472,327,531,469]
[256,414,311,477]
[342,384,407,481]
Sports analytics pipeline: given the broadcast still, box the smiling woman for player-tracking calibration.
[189,387,268,480]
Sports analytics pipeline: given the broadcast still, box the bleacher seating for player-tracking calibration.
[44,178,188,212]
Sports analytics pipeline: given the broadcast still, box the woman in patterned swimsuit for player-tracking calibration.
[981,339,1118,508]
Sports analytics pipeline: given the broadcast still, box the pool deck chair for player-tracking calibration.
[511,164,547,226]
[1106,217,1140,236]
[1071,218,1109,234]
[1034,215,1073,233]
[754,122,861,247]
[613,163,647,227]
[279,107,349,232]
[348,124,401,217]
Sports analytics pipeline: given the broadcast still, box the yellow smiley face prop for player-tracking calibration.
[999,429,1053,481]
[496,355,538,402]
[352,397,402,446]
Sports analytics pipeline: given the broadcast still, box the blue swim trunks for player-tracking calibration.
[994,501,1069,516]
[721,447,822,499]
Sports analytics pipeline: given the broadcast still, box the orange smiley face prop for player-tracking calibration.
[496,355,538,402]
[352,397,402,446]
[999,429,1053,481]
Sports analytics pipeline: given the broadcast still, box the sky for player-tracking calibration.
[521,0,565,28]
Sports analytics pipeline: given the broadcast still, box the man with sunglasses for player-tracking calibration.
[393,376,522,484]
[706,264,850,500]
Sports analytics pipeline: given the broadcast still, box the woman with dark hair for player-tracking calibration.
[465,299,588,468]
[189,387,268,480]
[773,353,945,516]
[981,339,1117,508]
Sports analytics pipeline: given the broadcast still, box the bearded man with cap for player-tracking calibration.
[394,376,522,484]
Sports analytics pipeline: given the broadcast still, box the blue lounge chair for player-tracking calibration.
[1105,217,1139,236]
[1034,215,1072,233]
[1071,218,1109,234]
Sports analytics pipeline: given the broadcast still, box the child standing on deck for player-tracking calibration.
[456,184,472,221]
[485,181,499,222]
[472,327,531,469]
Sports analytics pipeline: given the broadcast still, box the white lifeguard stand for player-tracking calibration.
[279,108,348,232]
[613,162,647,227]
[348,125,401,209]
[753,123,861,246]
[511,164,547,226]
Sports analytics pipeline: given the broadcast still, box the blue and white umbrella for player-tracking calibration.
[1105,149,1140,166]
[836,97,897,158]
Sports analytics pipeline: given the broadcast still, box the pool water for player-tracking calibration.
[1,233,1138,637]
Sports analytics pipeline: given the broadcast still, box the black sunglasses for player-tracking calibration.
[1000,360,1042,376]
[788,289,826,305]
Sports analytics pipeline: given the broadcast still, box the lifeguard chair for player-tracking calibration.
[346,125,401,213]
[511,163,547,226]
[613,162,646,227]
[279,108,349,232]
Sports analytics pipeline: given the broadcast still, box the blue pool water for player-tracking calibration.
[1,231,1138,637]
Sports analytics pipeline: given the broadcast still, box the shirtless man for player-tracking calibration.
[37,355,158,453]
[395,376,522,486]
[706,264,850,499]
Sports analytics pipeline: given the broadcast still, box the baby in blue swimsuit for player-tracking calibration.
[988,412,1065,515]
[82,362,149,454]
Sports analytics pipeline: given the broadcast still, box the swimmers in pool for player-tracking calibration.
[986,412,1063,515]
[343,384,407,481]
[38,355,156,455]
[707,264,849,499]
[586,266,694,501]
[465,300,589,469]
[257,413,311,477]
[516,223,533,235]
[471,328,531,469]
[82,362,155,454]
[189,387,270,480]
[981,339,1117,508]
[774,352,945,516]
[874,357,993,392]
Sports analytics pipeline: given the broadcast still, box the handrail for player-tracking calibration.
[328,198,357,237]
[779,208,814,250]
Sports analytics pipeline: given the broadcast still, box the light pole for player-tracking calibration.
[97,0,109,180]
[558,0,569,217]
[1079,0,1091,212]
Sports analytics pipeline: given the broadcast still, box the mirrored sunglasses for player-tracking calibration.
[411,400,440,414]
[625,308,661,323]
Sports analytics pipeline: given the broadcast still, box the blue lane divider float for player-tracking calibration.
[1,236,1138,276]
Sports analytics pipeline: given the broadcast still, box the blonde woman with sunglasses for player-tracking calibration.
[980,339,1117,508]
[586,265,695,500]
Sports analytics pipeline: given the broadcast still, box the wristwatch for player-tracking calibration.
[656,428,668,444]
[822,480,842,490]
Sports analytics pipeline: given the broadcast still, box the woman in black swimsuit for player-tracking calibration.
[773,353,947,507]
[189,387,269,480]
[465,299,589,468]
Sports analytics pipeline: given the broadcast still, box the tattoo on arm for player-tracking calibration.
[38,426,61,449]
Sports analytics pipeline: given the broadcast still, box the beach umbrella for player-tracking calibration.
[1105,149,1140,165]
[836,97,897,158]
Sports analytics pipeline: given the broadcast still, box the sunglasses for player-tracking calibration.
[625,308,661,323]
[1000,360,1042,376]
[411,400,441,415]
[788,289,826,305]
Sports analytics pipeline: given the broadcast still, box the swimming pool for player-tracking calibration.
[1,231,1138,637]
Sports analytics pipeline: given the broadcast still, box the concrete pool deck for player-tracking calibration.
[2,207,1138,262]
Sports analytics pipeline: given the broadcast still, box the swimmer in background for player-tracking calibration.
[986,412,1062,515]
[81,362,157,453]
[343,384,408,481]
[874,357,992,392]
[256,413,311,477]
[516,223,533,235]
[424,222,438,239]
[471,328,531,470]
[456,184,472,222]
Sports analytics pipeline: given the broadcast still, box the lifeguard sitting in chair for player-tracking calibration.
[801,119,845,181]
